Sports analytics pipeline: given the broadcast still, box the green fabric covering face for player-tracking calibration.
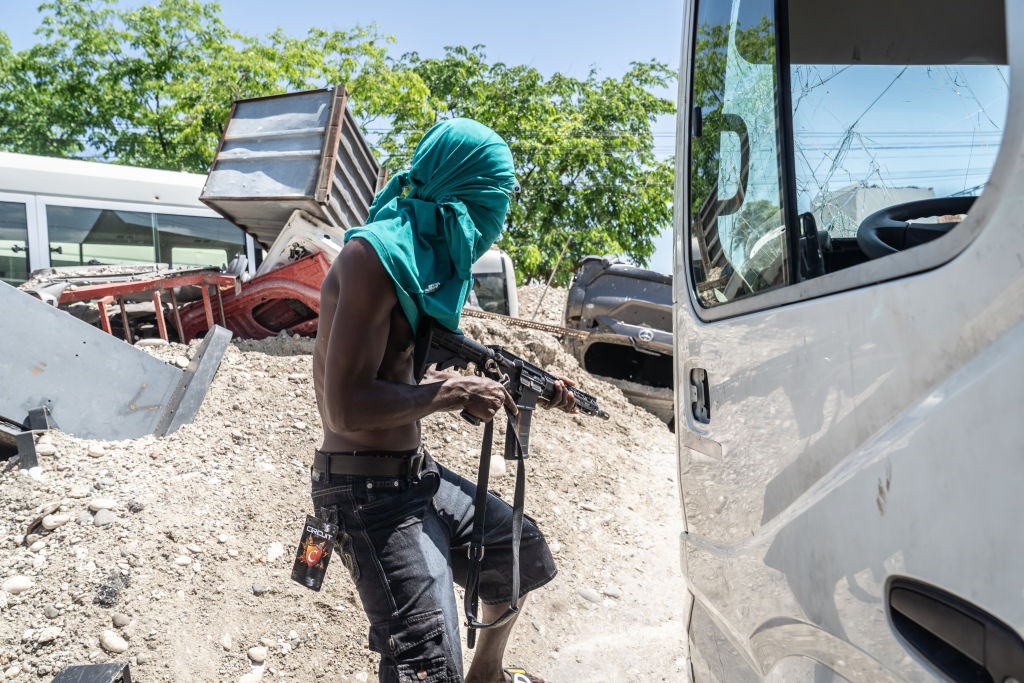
[344,118,516,334]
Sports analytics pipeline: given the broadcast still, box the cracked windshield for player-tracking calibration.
[690,0,1009,307]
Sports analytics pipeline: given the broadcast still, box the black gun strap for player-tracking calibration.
[464,408,525,648]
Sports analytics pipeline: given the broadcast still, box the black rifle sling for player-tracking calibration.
[464,407,525,648]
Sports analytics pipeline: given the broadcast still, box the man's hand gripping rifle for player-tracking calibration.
[414,318,609,456]
[413,318,609,648]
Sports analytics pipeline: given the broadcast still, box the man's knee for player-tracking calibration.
[370,609,461,683]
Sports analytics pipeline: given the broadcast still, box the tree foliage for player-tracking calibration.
[381,46,675,283]
[0,1,675,283]
[0,0,428,171]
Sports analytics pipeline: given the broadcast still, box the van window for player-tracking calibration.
[688,0,1010,310]
[690,0,790,307]
[792,64,1008,241]
[472,273,510,315]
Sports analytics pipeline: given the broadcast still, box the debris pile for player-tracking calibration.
[0,287,684,682]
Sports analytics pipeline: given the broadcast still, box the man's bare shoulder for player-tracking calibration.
[323,237,397,305]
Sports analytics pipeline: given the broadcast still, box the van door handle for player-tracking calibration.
[888,577,1024,681]
[689,368,710,424]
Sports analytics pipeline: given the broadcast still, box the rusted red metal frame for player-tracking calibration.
[59,273,240,343]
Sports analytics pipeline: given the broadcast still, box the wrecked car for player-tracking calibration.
[563,255,673,429]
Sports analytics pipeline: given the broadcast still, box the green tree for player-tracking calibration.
[0,0,430,172]
[380,46,676,284]
[1,3,675,283]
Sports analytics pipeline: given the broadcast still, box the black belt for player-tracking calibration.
[312,449,424,478]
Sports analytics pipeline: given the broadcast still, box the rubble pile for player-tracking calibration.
[0,287,684,682]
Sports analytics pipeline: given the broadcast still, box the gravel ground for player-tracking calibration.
[0,288,685,682]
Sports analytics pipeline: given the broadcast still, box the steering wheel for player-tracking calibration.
[857,196,977,259]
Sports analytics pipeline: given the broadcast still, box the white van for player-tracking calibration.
[673,0,1023,680]
[467,247,519,318]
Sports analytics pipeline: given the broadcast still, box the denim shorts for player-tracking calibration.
[310,448,557,683]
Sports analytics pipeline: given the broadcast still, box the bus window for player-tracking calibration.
[0,200,29,285]
[47,206,155,267]
[156,214,246,269]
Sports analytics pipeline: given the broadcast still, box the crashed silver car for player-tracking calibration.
[562,255,674,429]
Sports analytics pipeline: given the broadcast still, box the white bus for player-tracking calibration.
[0,151,258,287]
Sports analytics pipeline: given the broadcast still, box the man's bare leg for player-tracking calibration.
[464,594,544,683]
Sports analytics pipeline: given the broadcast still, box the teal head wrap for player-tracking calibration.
[344,118,516,333]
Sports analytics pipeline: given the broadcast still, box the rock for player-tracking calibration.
[36,626,61,644]
[27,466,45,481]
[127,501,145,513]
[186,543,202,553]
[93,570,128,608]
[221,633,233,651]
[259,637,276,648]
[251,583,265,596]
[293,420,307,430]
[28,540,45,553]
[354,672,369,683]
[88,498,116,511]
[173,555,191,566]
[87,444,106,458]
[135,338,169,348]
[266,542,284,563]
[112,613,131,628]
[42,513,71,530]
[5,665,22,678]
[173,355,190,369]
[135,652,150,664]
[247,646,267,663]
[239,673,262,683]
[601,584,622,599]
[489,455,507,478]
[99,629,128,654]
[68,486,89,499]
[77,512,93,525]
[2,576,34,594]
[35,443,57,457]
[44,606,59,619]
[287,630,299,640]
[577,587,602,603]
[93,509,116,527]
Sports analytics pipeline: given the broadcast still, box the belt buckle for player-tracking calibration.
[407,451,424,480]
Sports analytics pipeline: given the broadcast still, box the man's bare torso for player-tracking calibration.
[313,250,420,452]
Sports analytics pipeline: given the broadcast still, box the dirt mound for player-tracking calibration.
[515,284,569,327]
[0,288,684,682]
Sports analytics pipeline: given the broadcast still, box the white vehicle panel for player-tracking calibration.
[674,0,1024,680]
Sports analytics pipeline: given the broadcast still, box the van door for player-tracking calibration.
[675,0,1024,680]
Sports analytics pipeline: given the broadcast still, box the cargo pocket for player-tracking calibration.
[369,609,457,682]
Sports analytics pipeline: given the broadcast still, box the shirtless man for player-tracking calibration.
[311,118,571,683]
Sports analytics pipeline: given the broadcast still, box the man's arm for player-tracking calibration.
[320,238,514,433]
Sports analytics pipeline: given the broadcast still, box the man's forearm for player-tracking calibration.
[325,377,465,433]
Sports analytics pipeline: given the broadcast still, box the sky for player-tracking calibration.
[2,0,685,274]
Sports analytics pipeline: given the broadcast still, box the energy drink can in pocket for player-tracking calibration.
[290,514,337,591]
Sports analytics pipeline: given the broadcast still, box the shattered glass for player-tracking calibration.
[792,64,1010,237]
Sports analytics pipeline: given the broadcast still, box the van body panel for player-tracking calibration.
[675,0,1024,680]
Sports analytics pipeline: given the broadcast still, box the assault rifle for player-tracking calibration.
[413,316,610,648]
[413,318,609,456]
